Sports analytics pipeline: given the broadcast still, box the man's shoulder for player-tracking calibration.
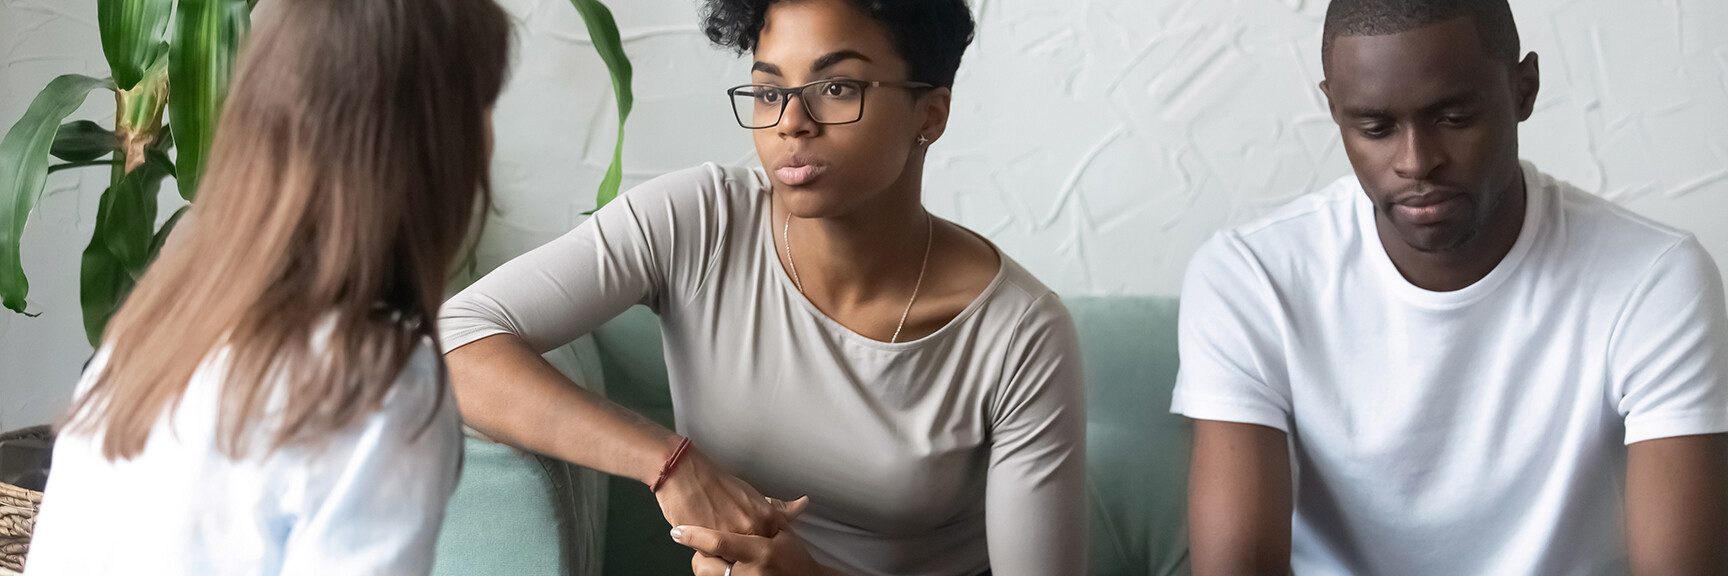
[1230,174,1362,245]
[1188,173,1365,284]
[1528,168,1713,293]
[1542,169,1697,262]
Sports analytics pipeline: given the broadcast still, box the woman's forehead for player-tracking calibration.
[754,0,904,77]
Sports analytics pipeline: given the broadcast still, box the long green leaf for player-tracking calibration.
[79,237,130,346]
[98,0,174,90]
[147,205,189,265]
[51,120,120,162]
[114,152,172,275]
[49,160,122,174]
[568,0,633,210]
[169,0,251,202]
[0,74,114,314]
[79,155,171,345]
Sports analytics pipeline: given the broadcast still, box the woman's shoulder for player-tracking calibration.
[584,163,773,248]
[976,250,1067,319]
[377,339,453,422]
[949,248,1077,359]
[618,163,771,211]
[997,257,1074,335]
[270,338,456,476]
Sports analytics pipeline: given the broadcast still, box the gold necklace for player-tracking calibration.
[783,209,933,343]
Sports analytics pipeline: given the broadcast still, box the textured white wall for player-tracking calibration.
[4,0,1727,430]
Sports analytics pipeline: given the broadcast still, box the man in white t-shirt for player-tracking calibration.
[1172,1,1728,574]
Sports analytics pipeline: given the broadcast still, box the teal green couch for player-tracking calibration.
[432,297,1191,576]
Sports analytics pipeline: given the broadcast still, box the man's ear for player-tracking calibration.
[1319,79,1338,120]
[918,86,953,145]
[1512,52,1541,122]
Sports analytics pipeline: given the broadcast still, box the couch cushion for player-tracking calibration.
[1067,297,1190,576]
[590,306,690,575]
[432,433,574,576]
[434,338,611,576]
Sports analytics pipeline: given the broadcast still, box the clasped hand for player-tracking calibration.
[653,445,827,575]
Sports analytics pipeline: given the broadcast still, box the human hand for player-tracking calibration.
[675,497,827,576]
[654,445,794,538]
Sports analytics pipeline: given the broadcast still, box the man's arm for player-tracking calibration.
[1627,433,1728,576]
[1189,419,1292,576]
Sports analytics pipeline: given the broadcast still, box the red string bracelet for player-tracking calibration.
[650,436,692,493]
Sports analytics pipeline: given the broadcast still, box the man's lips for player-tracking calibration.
[1390,191,1466,225]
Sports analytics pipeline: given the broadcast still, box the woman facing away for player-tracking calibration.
[440,0,1085,575]
[25,0,510,573]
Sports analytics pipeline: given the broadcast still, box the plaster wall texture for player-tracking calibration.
[3,0,1726,429]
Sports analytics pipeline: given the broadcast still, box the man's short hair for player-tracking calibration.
[1322,0,1521,73]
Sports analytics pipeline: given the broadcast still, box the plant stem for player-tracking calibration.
[48,159,121,174]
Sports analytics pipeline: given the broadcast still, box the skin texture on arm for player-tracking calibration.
[1189,420,1292,576]
[1626,433,1728,576]
[447,333,675,484]
[447,333,788,538]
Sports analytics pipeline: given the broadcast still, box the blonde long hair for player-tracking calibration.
[63,0,512,460]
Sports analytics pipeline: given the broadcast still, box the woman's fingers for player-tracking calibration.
[674,525,770,563]
[691,551,732,576]
[771,495,811,520]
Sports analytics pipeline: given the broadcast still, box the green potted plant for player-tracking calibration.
[2,0,253,345]
[0,0,633,569]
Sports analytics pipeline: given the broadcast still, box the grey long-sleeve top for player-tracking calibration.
[439,164,1086,576]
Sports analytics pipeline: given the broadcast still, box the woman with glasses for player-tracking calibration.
[439,0,1083,574]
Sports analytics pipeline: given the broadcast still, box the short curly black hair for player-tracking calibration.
[701,0,976,88]
[1322,0,1520,73]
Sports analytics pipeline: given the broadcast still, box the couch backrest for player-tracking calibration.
[1067,297,1190,576]
[590,297,1192,576]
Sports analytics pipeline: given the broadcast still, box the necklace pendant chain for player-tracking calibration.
[782,208,934,344]
[783,213,804,294]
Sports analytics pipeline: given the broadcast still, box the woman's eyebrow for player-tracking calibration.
[751,61,783,76]
[811,49,871,72]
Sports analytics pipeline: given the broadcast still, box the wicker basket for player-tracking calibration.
[0,426,50,573]
[0,480,39,572]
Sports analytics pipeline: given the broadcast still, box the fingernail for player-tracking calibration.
[669,527,684,542]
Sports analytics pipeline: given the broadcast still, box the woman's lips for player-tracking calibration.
[776,164,826,186]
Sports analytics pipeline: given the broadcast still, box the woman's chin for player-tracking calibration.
[776,187,850,218]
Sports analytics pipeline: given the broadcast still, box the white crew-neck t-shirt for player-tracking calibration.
[439,163,1086,576]
[27,341,461,576]
[1172,161,1728,575]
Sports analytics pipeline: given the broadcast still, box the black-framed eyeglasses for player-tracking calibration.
[726,79,935,129]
